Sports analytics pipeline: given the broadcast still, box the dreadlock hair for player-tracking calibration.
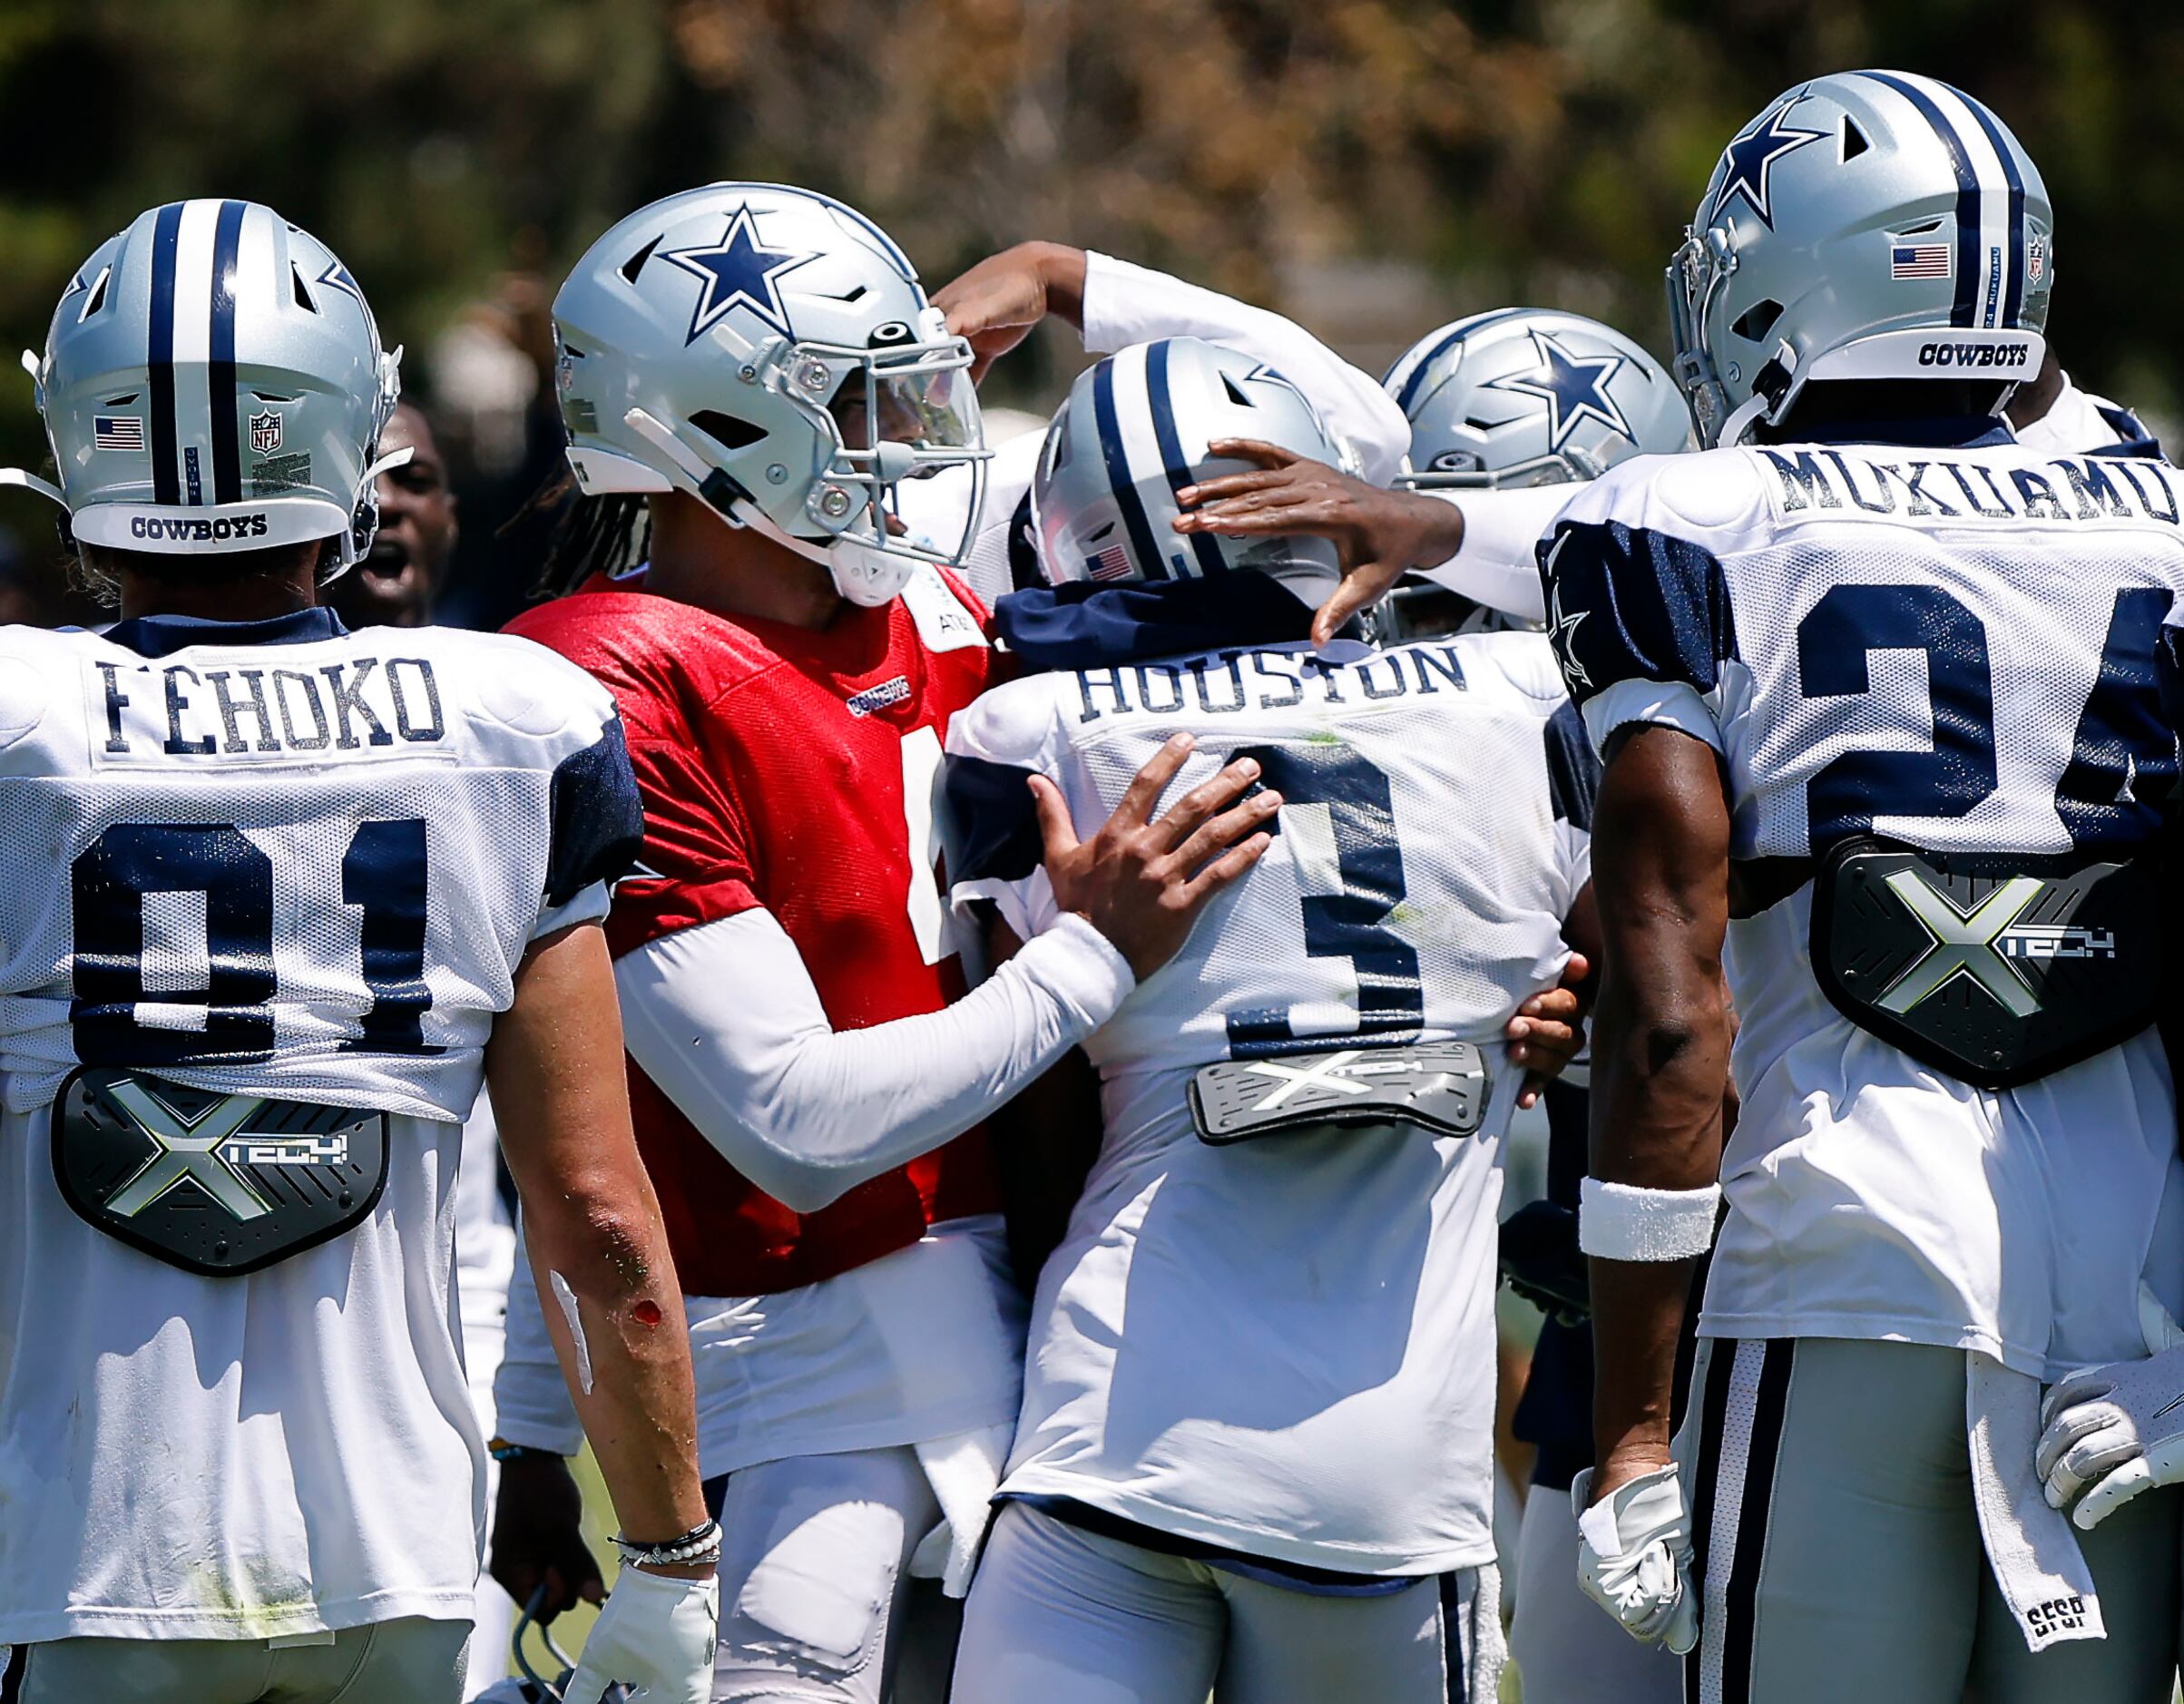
[509,467,653,600]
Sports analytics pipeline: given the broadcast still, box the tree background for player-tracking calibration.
[0,0,2171,606]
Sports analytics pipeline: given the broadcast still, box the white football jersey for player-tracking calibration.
[945,632,1588,1573]
[0,606,636,1644]
[1543,430,2184,1379]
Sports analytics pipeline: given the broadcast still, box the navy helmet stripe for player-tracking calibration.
[207,199,247,505]
[1944,83,2027,329]
[1389,308,1530,413]
[1146,339,1227,579]
[1091,354,1165,580]
[146,201,185,506]
[1859,72,1982,328]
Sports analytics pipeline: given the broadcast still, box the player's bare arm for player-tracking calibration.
[1585,726,1731,1499]
[1175,442,1463,644]
[487,923,710,1553]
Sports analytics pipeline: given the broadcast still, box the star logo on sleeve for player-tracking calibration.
[662,206,818,345]
[1544,541,1593,691]
[1709,94,1827,230]
[1486,332,1632,454]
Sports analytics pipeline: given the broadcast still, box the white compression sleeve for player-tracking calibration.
[1415,483,1579,626]
[614,908,1134,1214]
[1081,251,1414,485]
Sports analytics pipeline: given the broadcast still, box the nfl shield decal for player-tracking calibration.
[249,409,284,455]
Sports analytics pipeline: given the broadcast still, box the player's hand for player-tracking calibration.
[563,1563,720,1704]
[1037,733,1278,979]
[2038,1285,2184,1530]
[1572,1462,1699,1653]
[932,241,1089,384]
[488,1452,603,1621]
[1508,953,1589,1109]
[1174,441,1464,645]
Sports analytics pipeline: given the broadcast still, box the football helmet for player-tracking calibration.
[553,182,986,607]
[1385,308,1689,488]
[1033,336,1350,605]
[1670,71,2052,446]
[2,200,404,573]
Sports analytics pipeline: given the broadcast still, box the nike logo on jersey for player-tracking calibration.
[91,653,446,764]
[1760,447,2183,528]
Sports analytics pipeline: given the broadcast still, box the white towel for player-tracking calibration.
[1966,1351,2104,1651]
[908,1424,1013,1598]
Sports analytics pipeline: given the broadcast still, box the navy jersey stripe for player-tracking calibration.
[1860,72,1982,328]
[1147,338,1226,579]
[545,718,644,907]
[1537,517,1738,705]
[1544,698,1600,830]
[940,753,1045,887]
[1092,352,1166,580]
[207,199,247,505]
[146,201,185,506]
[1944,82,2027,330]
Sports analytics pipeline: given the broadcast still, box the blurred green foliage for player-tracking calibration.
[0,0,2177,470]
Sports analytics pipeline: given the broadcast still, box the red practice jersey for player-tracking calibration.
[507,566,1004,1295]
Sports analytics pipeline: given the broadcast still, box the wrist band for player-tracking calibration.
[1579,1177,1721,1261]
[612,1518,723,1568]
[486,1437,561,1464]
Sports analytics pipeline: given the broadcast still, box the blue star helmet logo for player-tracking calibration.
[1710,95,1828,230]
[317,258,367,308]
[661,206,818,346]
[1484,331,1633,454]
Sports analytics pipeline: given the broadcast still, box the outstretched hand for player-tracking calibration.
[1039,732,1278,979]
[1173,440,1465,643]
[931,241,1089,384]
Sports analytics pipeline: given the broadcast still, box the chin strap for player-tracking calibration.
[0,467,65,506]
[622,406,909,606]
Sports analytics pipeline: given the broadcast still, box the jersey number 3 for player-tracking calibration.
[1223,745,1425,1058]
[72,819,436,1067]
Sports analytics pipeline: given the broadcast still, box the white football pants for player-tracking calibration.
[1508,1487,1682,1703]
[1681,1337,2180,1704]
[2,1617,471,1703]
[950,1501,1487,1704]
[706,1444,953,1704]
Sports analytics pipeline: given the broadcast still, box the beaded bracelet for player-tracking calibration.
[612,1518,724,1568]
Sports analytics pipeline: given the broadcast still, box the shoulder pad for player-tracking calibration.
[945,671,1067,770]
[1456,630,1567,707]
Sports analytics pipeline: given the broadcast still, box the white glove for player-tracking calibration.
[1572,1464,1699,1654]
[563,1565,720,1704]
[2038,1283,2184,1533]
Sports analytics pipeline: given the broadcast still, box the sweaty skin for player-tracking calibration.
[1584,725,1733,1502]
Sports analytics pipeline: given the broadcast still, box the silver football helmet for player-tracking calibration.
[1670,71,2052,446]
[1033,337,1350,606]
[1385,308,1689,488]
[3,200,404,571]
[553,182,986,607]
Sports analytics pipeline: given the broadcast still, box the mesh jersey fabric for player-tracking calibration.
[0,608,631,1645]
[943,631,1589,1573]
[504,564,1004,1297]
[1540,436,2184,1378]
[0,615,632,1116]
